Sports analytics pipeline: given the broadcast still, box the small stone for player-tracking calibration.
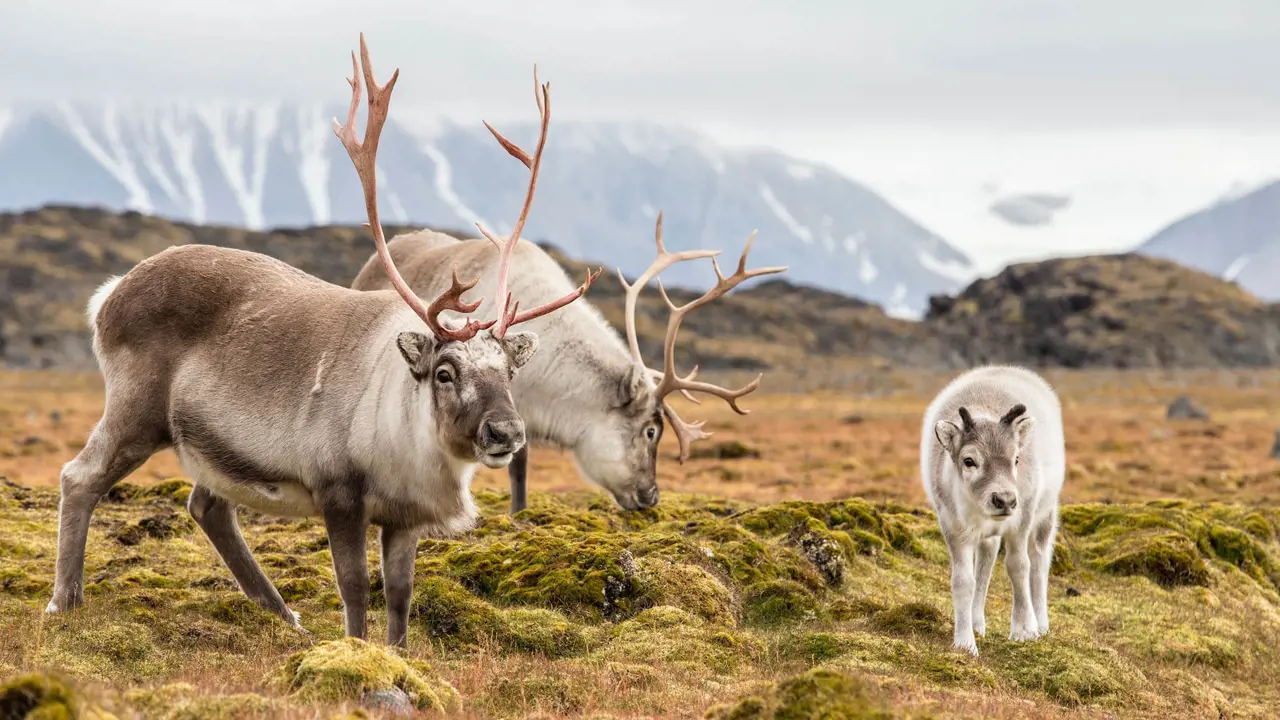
[1166,395,1209,420]
[1065,586,1082,598]
[49,410,63,425]
[1270,431,1280,460]
[360,688,413,716]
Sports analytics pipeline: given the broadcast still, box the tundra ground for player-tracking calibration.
[2,369,1279,719]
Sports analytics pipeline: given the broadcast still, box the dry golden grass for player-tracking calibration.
[7,368,1280,507]
[2,367,1279,719]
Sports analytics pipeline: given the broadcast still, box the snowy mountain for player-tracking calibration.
[1136,180,1280,301]
[0,101,974,316]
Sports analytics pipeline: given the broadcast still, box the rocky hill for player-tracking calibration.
[3,206,1279,374]
[925,253,1280,368]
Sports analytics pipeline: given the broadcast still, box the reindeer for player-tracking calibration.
[921,365,1066,656]
[46,35,597,648]
[352,197,786,512]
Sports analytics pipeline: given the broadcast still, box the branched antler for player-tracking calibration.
[475,65,600,339]
[333,33,493,342]
[621,215,787,462]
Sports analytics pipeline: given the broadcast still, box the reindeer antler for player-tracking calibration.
[333,33,493,343]
[621,214,787,462]
[475,65,601,339]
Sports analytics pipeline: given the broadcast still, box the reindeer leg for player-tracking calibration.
[50,398,163,613]
[508,445,529,514]
[322,492,370,640]
[186,484,301,629]
[379,525,418,648]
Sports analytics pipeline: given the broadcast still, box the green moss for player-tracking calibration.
[496,607,587,657]
[81,622,155,663]
[704,668,898,719]
[636,558,737,626]
[867,602,946,638]
[138,478,193,506]
[742,580,817,627]
[592,606,763,675]
[125,683,276,719]
[0,566,51,597]
[1099,532,1210,587]
[276,638,459,710]
[411,576,501,642]
[985,630,1145,706]
[277,577,321,602]
[486,670,595,716]
[0,672,80,720]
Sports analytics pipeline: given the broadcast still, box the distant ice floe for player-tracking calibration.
[758,183,813,244]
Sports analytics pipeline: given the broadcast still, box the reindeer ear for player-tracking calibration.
[616,364,650,408]
[502,331,539,371]
[396,332,436,379]
[934,420,963,453]
[1012,415,1035,448]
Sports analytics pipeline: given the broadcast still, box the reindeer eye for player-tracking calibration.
[435,368,453,384]
[963,457,977,468]
[645,426,658,441]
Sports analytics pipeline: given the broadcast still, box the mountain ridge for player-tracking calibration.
[0,101,974,315]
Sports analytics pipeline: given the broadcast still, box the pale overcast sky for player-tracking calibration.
[3,0,1279,266]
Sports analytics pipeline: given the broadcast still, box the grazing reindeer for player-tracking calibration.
[47,35,596,648]
[921,365,1065,656]
[353,206,786,512]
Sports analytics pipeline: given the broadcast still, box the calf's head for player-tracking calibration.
[397,329,537,468]
[934,404,1034,519]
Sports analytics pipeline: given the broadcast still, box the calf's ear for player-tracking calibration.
[934,420,962,454]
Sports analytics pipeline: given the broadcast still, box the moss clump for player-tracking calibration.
[636,559,737,626]
[592,606,763,675]
[1063,502,1280,590]
[742,580,818,627]
[867,602,946,638]
[985,630,1145,706]
[704,668,898,719]
[496,607,587,657]
[276,638,459,711]
[411,576,501,642]
[1099,532,1209,587]
[81,622,155,663]
[0,672,80,720]
[137,478,193,506]
[0,566,51,598]
[485,670,596,716]
[689,440,762,460]
[736,499,925,558]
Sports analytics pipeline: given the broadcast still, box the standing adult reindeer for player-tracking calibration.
[46,34,597,648]
[353,191,787,513]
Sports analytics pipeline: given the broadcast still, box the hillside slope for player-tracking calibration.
[5,206,1280,374]
[925,253,1280,368]
[1137,180,1280,301]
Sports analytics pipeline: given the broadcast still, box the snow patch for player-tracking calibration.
[758,183,813,244]
[0,108,12,145]
[884,283,918,320]
[858,252,878,284]
[916,247,975,283]
[296,106,332,225]
[194,102,280,230]
[1223,254,1252,281]
[57,102,153,213]
[787,163,816,181]
[156,106,206,223]
[421,143,490,230]
[843,231,865,255]
[376,165,410,224]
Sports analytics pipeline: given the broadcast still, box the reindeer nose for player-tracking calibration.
[483,421,512,446]
[638,485,660,508]
[991,492,1017,512]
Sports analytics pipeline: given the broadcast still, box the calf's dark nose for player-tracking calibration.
[991,492,1017,511]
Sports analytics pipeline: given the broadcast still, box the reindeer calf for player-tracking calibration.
[920,365,1065,656]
